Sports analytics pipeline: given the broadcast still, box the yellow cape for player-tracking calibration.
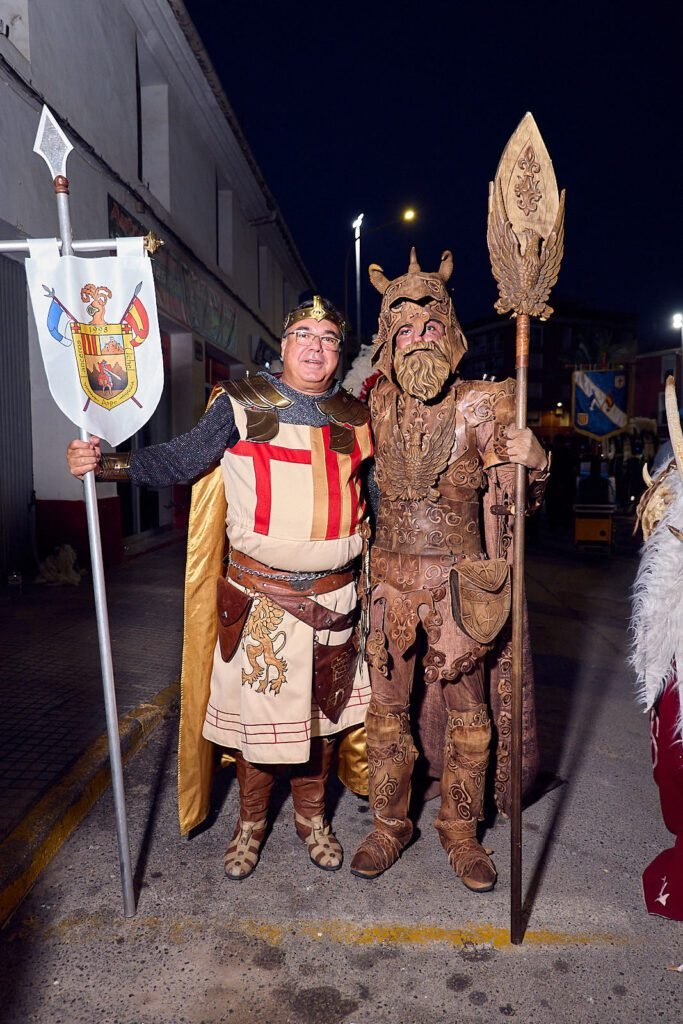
[177,384,367,835]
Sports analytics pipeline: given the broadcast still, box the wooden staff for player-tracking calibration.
[487,113,565,944]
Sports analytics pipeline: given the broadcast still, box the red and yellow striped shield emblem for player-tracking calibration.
[72,323,138,410]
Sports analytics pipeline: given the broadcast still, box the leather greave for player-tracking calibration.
[290,737,336,824]
[235,753,275,822]
[435,704,491,839]
[366,698,418,839]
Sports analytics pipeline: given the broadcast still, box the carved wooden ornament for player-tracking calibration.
[487,112,565,320]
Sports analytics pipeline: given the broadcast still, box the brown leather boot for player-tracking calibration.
[224,753,274,881]
[350,699,417,879]
[290,738,343,871]
[434,705,497,893]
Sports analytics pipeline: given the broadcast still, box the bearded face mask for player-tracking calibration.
[369,248,468,400]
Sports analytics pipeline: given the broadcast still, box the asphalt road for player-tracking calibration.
[1,544,681,1024]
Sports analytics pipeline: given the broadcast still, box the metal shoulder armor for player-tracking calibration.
[219,376,293,443]
[317,387,371,455]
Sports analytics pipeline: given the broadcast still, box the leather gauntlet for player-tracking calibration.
[527,454,551,513]
[97,452,132,482]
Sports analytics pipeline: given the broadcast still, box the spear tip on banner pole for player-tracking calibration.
[33,105,73,185]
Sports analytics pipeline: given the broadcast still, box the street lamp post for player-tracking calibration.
[353,213,364,347]
[345,209,416,349]
[673,312,683,378]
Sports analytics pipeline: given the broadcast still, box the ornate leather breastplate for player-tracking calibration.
[372,384,484,561]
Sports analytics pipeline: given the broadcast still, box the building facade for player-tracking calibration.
[461,304,638,444]
[0,0,312,577]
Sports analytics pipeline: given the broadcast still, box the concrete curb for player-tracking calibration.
[0,680,179,929]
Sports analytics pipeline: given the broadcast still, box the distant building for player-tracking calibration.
[461,302,638,442]
[634,346,682,434]
[0,0,312,577]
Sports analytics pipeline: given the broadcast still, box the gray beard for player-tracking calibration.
[394,347,451,401]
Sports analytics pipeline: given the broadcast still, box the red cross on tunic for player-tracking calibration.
[230,439,311,535]
[229,425,368,540]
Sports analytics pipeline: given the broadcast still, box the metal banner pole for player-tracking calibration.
[487,112,565,944]
[34,108,136,918]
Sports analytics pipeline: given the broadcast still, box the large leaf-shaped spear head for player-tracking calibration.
[487,112,565,320]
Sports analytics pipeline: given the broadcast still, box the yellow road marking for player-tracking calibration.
[8,913,627,950]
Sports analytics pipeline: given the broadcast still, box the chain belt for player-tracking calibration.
[227,556,356,583]
[227,550,359,596]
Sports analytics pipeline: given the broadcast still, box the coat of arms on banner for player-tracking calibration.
[26,237,163,446]
[572,369,629,440]
[46,281,150,411]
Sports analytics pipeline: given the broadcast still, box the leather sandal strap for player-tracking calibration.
[224,817,267,878]
[294,813,342,868]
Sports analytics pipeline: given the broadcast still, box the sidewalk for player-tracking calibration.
[0,537,188,921]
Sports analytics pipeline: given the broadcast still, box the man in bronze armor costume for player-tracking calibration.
[351,249,549,891]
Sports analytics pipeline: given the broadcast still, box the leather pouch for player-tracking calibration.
[216,577,253,663]
[450,558,511,645]
[313,629,359,724]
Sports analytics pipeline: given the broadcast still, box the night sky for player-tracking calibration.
[185,2,681,348]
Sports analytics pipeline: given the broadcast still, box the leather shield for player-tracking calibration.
[450,558,511,645]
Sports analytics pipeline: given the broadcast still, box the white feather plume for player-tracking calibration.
[629,465,683,740]
[342,344,375,398]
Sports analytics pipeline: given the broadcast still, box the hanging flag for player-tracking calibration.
[47,296,75,345]
[123,292,150,345]
[25,236,163,446]
[572,369,628,440]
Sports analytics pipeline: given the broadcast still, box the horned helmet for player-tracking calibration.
[369,247,468,382]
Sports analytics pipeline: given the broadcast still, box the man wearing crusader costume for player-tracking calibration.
[350,249,549,892]
[67,296,373,880]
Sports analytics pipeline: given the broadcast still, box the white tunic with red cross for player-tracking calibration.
[202,398,374,764]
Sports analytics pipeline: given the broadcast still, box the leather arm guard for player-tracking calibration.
[96,452,132,482]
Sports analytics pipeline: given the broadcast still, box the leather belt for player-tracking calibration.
[227,550,358,597]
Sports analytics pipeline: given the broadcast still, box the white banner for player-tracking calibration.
[26,237,163,446]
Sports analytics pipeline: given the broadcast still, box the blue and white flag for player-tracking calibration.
[572,369,628,440]
[46,297,73,345]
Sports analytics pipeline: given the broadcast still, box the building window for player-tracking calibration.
[136,40,171,209]
[0,1,30,61]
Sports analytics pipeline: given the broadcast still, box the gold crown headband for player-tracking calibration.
[282,295,346,338]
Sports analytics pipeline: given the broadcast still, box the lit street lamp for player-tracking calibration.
[345,208,416,349]
[673,312,683,375]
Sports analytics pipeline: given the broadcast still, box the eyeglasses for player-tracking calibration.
[285,329,341,351]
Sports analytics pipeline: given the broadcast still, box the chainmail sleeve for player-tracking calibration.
[364,462,379,524]
[129,393,238,486]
